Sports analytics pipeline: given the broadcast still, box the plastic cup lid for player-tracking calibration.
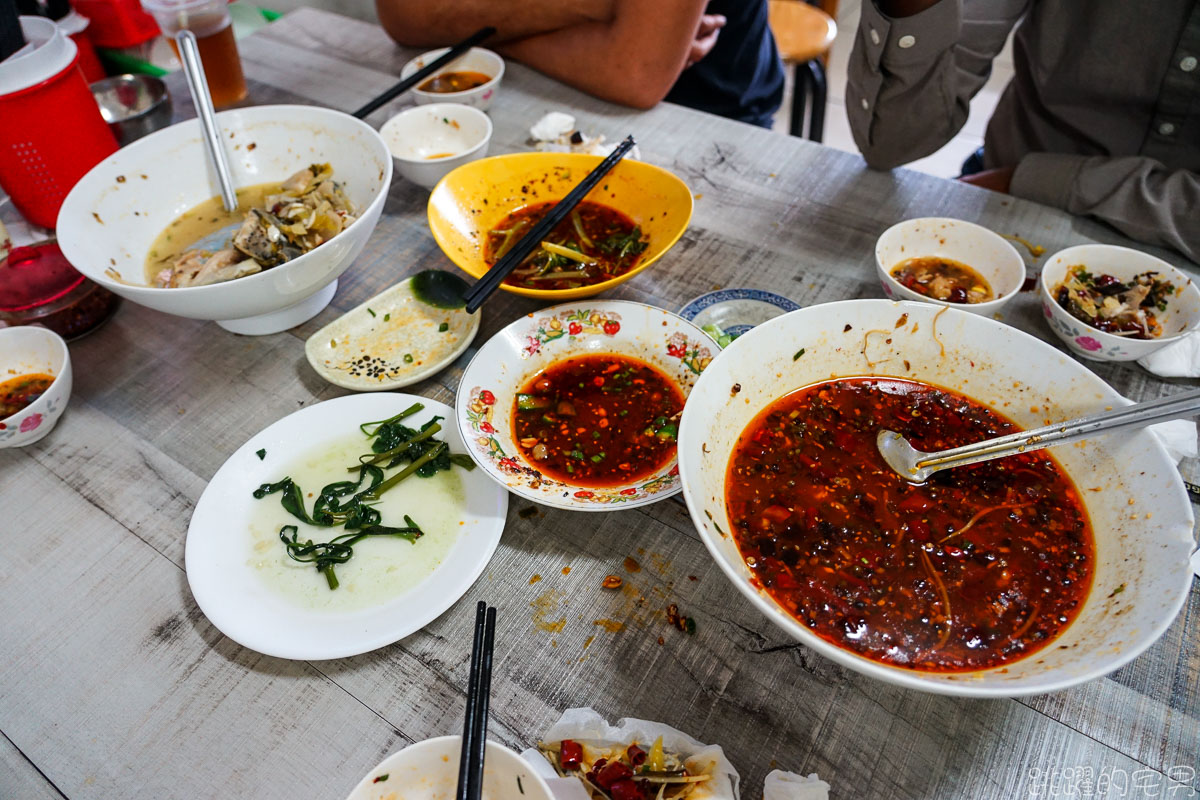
[0,16,76,95]
[0,240,86,313]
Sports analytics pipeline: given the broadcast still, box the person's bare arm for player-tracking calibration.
[497,0,709,110]
[376,0,613,47]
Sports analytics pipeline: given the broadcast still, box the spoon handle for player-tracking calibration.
[915,388,1200,474]
[176,30,239,212]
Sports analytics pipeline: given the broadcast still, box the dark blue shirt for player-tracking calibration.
[665,0,785,128]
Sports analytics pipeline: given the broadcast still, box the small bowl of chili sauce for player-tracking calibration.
[875,218,1025,316]
[455,299,715,510]
[0,326,72,448]
[401,47,504,111]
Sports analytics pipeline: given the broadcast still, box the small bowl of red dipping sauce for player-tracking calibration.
[677,299,1195,697]
[875,218,1025,316]
[455,299,716,511]
[0,326,72,448]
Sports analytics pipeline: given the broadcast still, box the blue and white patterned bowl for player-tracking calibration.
[679,288,800,344]
[1039,244,1200,362]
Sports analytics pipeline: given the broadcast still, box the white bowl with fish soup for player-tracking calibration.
[1038,244,1200,362]
[56,105,392,335]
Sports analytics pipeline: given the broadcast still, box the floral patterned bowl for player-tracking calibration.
[1038,244,1200,362]
[455,300,715,510]
[0,326,72,448]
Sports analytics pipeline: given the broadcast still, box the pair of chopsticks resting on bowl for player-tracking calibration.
[352,26,496,119]
[463,135,638,313]
[456,600,498,800]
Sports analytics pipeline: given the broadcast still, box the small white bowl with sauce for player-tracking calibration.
[875,217,1025,317]
[0,326,72,448]
[381,104,493,189]
[401,47,504,110]
[1038,244,1200,361]
[345,736,553,800]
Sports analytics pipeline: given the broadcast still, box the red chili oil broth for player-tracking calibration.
[485,200,648,290]
[724,377,1093,673]
[512,354,683,487]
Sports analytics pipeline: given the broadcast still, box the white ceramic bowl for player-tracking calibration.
[0,326,72,448]
[346,736,553,800]
[875,217,1025,316]
[456,300,716,511]
[677,299,1195,697]
[56,105,392,335]
[401,47,504,110]
[381,104,492,189]
[1038,244,1200,361]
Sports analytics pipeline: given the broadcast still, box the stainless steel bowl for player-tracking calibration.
[90,74,173,146]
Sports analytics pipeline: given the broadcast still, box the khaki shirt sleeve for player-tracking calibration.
[846,0,1023,169]
[1012,153,1200,264]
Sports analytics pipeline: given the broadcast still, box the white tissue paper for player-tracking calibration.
[762,770,830,800]
[1149,419,1199,463]
[528,113,642,160]
[1138,332,1200,377]
[522,708,741,800]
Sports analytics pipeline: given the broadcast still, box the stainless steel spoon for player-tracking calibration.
[878,388,1200,483]
[175,30,238,212]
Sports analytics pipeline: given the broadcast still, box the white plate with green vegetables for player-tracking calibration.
[185,393,507,660]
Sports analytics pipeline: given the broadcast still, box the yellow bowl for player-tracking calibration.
[426,152,693,301]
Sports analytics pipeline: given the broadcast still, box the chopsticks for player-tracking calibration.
[353,26,496,119]
[456,601,497,800]
[463,135,637,313]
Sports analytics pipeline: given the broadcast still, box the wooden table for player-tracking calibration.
[2,10,1197,799]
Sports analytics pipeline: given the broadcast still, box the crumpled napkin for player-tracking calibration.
[1149,418,1199,463]
[1137,333,1200,377]
[763,770,829,800]
[528,113,642,160]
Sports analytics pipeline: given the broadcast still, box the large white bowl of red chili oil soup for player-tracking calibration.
[677,299,1195,697]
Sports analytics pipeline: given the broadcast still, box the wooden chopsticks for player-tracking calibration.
[463,135,638,313]
[353,26,496,119]
[456,601,497,800]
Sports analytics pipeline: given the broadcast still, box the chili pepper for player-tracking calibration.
[595,760,633,789]
[610,779,645,800]
[559,740,583,771]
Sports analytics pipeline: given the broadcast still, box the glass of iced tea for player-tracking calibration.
[142,0,248,108]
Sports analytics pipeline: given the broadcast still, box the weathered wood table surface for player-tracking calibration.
[2,9,1197,799]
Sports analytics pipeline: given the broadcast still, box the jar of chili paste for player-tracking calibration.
[0,238,120,339]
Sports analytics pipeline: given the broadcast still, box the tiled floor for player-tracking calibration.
[773,0,1017,179]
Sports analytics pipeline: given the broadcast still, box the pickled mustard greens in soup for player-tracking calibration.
[145,163,357,288]
[485,201,649,290]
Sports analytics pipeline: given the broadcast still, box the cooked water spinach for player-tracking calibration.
[252,402,475,590]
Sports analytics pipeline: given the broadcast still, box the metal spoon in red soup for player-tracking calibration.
[725,376,1093,673]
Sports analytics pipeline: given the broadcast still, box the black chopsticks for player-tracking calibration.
[353,26,496,119]
[456,601,497,800]
[463,135,638,313]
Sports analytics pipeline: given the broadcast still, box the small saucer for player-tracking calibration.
[305,275,479,390]
[679,288,800,345]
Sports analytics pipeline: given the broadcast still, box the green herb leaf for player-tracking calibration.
[403,353,414,364]
[367,307,376,317]
[793,348,806,360]
[439,322,449,332]
[256,448,266,460]
[384,313,391,321]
